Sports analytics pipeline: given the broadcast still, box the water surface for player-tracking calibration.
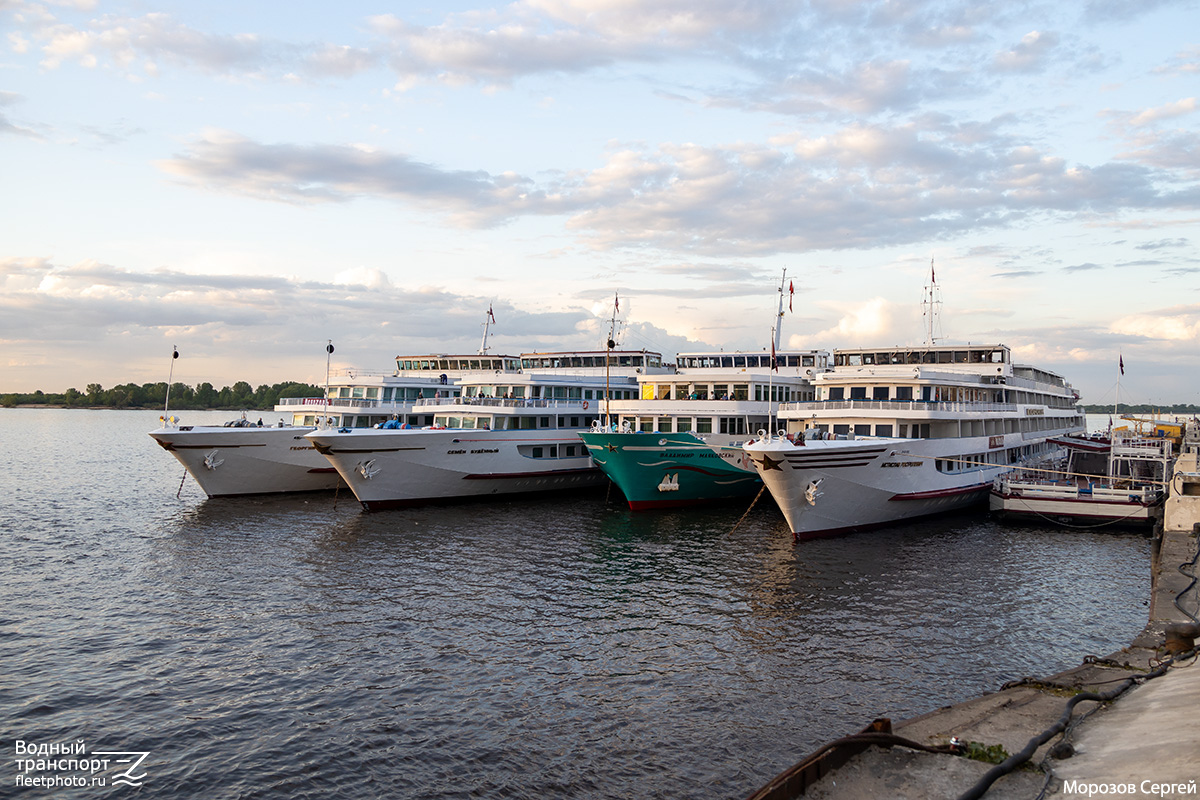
[1,409,1151,798]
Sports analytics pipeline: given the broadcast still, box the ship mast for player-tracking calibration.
[478,305,496,355]
[769,268,789,438]
[774,267,788,352]
[922,257,942,346]
[163,345,179,419]
[604,293,619,428]
[324,340,334,425]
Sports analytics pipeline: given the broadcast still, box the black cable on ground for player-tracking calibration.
[954,677,1138,800]
[957,651,1199,799]
[1173,523,1200,623]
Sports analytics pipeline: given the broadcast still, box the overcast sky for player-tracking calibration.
[2,0,1198,405]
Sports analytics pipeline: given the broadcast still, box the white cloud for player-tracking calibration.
[1110,308,1200,342]
[993,30,1059,73]
[808,297,897,346]
[1129,97,1197,127]
[333,267,392,289]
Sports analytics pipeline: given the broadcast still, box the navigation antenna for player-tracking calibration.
[921,257,942,346]
[479,305,497,355]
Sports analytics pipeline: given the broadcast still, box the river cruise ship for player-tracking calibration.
[743,343,1085,539]
[579,348,829,508]
[305,350,667,509]
[148,352,520,497]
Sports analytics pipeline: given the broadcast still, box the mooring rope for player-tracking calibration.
[730,485,767,534]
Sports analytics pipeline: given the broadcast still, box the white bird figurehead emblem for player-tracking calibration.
[356,460,380,480]
[804,478,823,506]
[203,449,224,470]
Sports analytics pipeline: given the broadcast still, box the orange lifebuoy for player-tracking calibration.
[582,401,589,410]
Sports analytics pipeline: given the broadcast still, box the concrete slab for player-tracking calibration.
[1049,663,1200,799]
[803,747,1046,800]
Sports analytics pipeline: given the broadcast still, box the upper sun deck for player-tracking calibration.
[518,350,669,377]
[832,344,1010,369]
[395,354,522,373]
[675,350,830,374]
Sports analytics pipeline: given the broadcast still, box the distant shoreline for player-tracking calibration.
[0,405,279,412]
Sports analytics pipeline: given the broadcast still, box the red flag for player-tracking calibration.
[488,305,496,323]
[1119,355,1124,375]
[788,280,794,312]
[615,293,619,313]
[771,339,778,371]
[931,257,935,283]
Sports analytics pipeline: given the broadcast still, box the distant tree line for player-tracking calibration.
[1080,403,1199,415]
[1,381,323,410]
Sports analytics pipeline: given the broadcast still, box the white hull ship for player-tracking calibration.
[148,422,339,496]
[306,426,603,510]
[306,349,668,509]
[149,350,523,497]
[744,342,1085,539]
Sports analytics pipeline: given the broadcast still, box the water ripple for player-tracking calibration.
[0,409,1150,799]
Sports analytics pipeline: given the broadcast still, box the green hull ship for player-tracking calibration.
[579,430,762,509]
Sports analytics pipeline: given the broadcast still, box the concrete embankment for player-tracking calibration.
[749,451,1200,800]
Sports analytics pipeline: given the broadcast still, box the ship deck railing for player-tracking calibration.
[997,477,1162,502]
[780,400,1020,414]
[414,397,591,410]
[276,397,419,409]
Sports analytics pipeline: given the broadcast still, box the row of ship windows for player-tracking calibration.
[619,417,752,435]
[820,385,1076,408]
[812,416,1080,438]
[332,387,456,400]
[817,423,932,438]
[835,348,1006,366]
[397,354,666,371]
[330,386,638,401]
[434,415,599,430]
[641,384,811,402]
[520,354,663,369]
[398,357,519,371]
[463,387,635,400]
[677,354,824,369]
[525,444,584,459]
[823,386,999,402]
